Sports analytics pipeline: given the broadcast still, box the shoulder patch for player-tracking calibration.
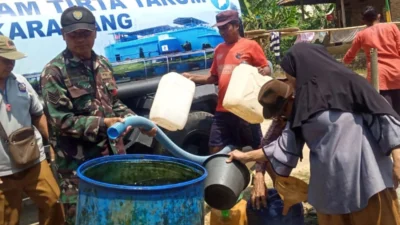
[47,90,61,105]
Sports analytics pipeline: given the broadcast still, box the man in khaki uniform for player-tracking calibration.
[0,35,65,225]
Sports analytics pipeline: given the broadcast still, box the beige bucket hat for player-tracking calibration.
[0,36,26,60]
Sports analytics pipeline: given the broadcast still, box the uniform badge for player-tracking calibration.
[101,72,113,80]
[18,82,26,92]
[64,78,72,87]
[72,11,83,20]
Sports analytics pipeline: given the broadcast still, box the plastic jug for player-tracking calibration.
[222,64,273,124]
[246,189,305,225]
[210,199,248,225]
[149,72,195,131]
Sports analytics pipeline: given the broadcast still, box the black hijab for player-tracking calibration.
[280,43,400,129]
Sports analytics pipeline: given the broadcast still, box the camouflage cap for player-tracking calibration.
[0,36,26,60]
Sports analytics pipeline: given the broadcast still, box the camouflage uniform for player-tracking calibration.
[40,49,134,224]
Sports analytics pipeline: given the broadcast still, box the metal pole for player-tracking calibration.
[166,56,169,72]
[203,50,206,69]
[340,0,346,27]
[370,48,379,92]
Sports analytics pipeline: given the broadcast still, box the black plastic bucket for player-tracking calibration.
[203,154,251,210]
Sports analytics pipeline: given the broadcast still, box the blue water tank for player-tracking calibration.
[76,154,207,225]
[158,37,180,54]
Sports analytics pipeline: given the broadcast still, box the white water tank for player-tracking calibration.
[150,72,196,131]
[223,64,273,124]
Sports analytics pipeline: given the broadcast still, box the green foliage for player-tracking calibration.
[240,0,335,65]
[241,0,298,31]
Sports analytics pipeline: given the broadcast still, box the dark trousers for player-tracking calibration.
[209,112,263,150]
[381,89,400,115]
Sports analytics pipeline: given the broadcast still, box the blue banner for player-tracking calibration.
[1,0,241,84]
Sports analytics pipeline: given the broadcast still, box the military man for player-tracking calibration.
[40,6,156,224]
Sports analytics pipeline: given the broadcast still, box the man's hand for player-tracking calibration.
[104,117,157,137]
[252,172,267,209]
[182,72,193,80]
[0,177,2,184]
[139,128,157,137]
[258,66,271,76]
[392,148,400,189]
[104,117,124,127]
[104,117,132,137]
[226,150,250,164]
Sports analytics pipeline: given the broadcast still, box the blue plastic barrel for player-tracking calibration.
[76,154,208,225]
[246,189,305,225]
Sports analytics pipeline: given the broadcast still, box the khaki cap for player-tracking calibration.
[0,36,26,60]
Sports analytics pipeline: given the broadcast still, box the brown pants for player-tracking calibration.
[318,188,400,225]
[0,160,65,225]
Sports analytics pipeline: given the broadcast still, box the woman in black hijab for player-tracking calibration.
[227,43,400,225]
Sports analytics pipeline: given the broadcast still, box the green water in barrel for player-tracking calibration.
[83,160,202,186]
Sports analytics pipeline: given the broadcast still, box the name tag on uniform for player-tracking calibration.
[101,72,113,80]
[18,82,26,92]
[64,78,72,87]
[70,75,89,82]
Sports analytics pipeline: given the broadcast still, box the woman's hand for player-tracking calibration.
[393,168,400,189]
[392,149,400,188]
[227,149,267,164]
[226,150,251,164]
[252,172,267,209]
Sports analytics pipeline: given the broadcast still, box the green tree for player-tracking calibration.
[239,0,335,65]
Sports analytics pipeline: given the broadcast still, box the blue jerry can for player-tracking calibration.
[246,188,305,225]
